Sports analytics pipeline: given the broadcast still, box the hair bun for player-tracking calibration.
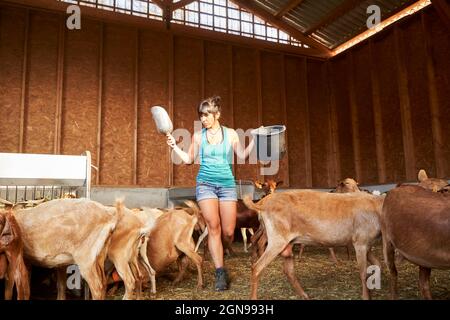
[212,96,221,105]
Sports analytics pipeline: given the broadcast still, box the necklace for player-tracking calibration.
[207,126,221,136]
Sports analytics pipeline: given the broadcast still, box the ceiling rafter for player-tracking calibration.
[231,0,331,56]
[304,0,361,36]
[171,0,197,11]
[274,0,305,18]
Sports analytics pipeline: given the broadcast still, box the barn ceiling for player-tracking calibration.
[246,0,418,49]
[165,0,429,56]
[52,0,431,57]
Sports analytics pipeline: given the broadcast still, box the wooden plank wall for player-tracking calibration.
[1,4,449,188]
[328,6,450,184]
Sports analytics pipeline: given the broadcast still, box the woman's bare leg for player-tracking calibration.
[198,199,223,268]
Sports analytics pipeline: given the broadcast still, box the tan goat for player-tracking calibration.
[13,198,120,300]
[107,201,204,296]
[244,190,384,300]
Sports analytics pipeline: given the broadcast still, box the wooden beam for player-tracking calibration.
[326,61,341,182]
[172,0,197,11]
[54,16,65,155]
[228,44,236,177]
[347,51,362,182]
[332,0,432,56]
[168,33,174,187]
[431,0,450,29]
[19,9,29,153]
[200,39,204,98]
[232,0,332,56]
[171,23,328,58]
[421,12,445,177]
[275,0,305,18]
[256,50,263,180]
[303,58,312,188]
[369,40,386,183]
[280,55,290,186]
[133,28,139,185]
[394,26,416,181]
[304,0,360,36]
[96,23,104,185]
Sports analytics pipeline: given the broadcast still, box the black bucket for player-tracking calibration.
[251,125,286,161]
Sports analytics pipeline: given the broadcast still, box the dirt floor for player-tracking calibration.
[107,241,450,300]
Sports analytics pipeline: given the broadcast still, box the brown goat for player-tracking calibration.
[0,210,30,300]
[244,190,384,300]
[237,180,282,254]
[381,184,450,299]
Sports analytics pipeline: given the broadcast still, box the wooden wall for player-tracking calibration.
[1,4,449,188]
[328,6,450,185]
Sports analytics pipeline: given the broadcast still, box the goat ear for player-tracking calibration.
[254,181,264,189]
[418,169,428,182]
[276,181,283,187]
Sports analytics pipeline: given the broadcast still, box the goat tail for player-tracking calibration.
[184,200,200,215]
[114,197,125,222]
[195,227,208,252]
[243,195,264,212]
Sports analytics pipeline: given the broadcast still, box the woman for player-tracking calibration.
[166,96,254,291]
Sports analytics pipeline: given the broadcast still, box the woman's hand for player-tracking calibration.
[166,133,176,149]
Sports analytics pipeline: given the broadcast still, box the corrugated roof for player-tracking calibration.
[252,0,418,49]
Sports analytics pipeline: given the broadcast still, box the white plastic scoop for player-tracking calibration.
[150,106,173,134]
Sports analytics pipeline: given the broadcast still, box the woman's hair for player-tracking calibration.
[198,96,221,117]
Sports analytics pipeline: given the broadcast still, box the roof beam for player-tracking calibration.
[331,0,432,56]
[431,0,450,29]
[172,0,197,11]
[304,0,361,35]
[232,0,332,56]
[275,0,305,18]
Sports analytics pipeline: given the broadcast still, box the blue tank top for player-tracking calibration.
[196,126,235,187]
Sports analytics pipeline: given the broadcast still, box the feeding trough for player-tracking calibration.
[251,125,286,162]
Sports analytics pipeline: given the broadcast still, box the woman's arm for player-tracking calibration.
[230,129,254,160]
[167,132,199,165]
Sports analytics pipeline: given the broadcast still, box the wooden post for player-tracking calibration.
[303,58,313,188]
[281,54,290,187]
[133,28,139,185]
[96,22,104,185]
[326,61,341,184]
[347,52,362,182]
[228,44,237,177]
[54,16,65,155]
[256,50,263,180]
[421,12,445,177]
[168,33,174,187]
[369,40,386,183]
[394,26,416,181]
[200,39,205,98]
[19,9,29,153]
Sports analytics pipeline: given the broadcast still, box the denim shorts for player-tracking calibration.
[196,181,237,202]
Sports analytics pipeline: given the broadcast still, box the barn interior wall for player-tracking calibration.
[328,7,450,186]
[0,4,449,188]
